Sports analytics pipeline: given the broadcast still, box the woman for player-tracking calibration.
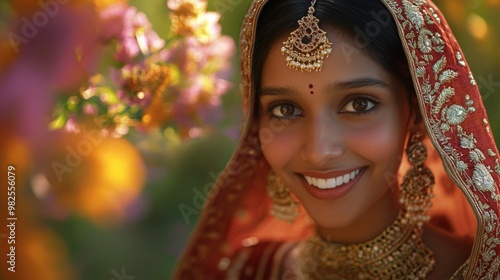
[173,0,500,279]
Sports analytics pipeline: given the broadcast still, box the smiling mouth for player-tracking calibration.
[303,168,361,190]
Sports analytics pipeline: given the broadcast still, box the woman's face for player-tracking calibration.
[258,29,413,233]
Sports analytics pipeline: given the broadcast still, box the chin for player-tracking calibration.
[301,199,364,230]
[313,213,358,230]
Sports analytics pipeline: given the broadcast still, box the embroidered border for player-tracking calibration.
[383,0,500,278]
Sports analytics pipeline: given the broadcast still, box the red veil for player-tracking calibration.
[174,0,500,279]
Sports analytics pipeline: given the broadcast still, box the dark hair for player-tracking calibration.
[253,0,413,105]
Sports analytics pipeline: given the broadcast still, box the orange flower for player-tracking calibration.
[0,131,32,187]
[7,0,45,15]
[0,39,18,75]
[0,225,75,280]
[8,0,96,15]
[0,130,73,279]
[44,131,146,225]
[94,0,127,11]
[142,94,174,129]
[168,0,222,43]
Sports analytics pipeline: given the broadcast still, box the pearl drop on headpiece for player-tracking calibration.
[281,0,333,72]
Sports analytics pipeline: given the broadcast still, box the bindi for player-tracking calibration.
[309,84,314,94]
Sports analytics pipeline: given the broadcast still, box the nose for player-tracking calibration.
[300,114,345,165]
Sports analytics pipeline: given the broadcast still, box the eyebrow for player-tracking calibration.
[258,77,389,96]
[327,77,390,92]
[258,86,298,96]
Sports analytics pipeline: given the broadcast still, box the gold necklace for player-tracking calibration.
[298,210,436,279]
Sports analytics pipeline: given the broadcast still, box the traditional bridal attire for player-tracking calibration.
[173,0,500,279]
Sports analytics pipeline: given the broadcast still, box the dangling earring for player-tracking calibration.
[266,171,299,223]
[400,132,435,228]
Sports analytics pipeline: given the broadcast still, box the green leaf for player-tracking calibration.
[49,112,67,130]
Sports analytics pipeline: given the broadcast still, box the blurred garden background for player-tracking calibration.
[0,0,499,279]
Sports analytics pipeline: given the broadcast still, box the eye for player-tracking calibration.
[340,97,378,113]
[270,103,302,118]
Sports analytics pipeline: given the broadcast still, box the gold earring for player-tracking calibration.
[266,171,299,223]
[400,132,435,228]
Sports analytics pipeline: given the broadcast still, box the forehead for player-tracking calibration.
[260,29,397,90]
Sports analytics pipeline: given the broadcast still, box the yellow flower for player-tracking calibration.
[44,131,146,225]
[122,63,173,99]
[94,0,127,11]
[168,0,222,43]
[168,0,206,17]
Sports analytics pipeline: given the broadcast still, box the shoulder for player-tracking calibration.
[423,224,473,280]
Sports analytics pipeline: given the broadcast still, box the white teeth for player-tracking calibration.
[304,168,362,190]
[318,179,327,189]
[335,176,342,186]
[327,178,336,189]
[343,174,349,184]
[305,176,312,185]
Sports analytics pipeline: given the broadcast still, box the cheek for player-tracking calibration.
[259,118,298,168]
[351,115,407,171]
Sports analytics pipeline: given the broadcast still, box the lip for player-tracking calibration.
[301,167,362,179]
[298,167,367,200]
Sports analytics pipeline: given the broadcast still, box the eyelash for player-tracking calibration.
[265,95,381,120]
[266,101,302,120]
[339,95,381,116]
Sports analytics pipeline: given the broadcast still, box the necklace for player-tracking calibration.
[298,210,436,279]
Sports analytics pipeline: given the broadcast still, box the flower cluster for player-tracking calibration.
[51,0,235,139]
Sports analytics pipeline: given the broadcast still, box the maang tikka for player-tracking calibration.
[281,0,333,72]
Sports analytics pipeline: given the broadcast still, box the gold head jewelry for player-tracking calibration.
[281,0,333,72]
[298,210,436,279]
[266,171,299,223]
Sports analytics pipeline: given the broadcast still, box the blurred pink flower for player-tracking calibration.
[117,89,152,107]
[170,74,227,131]
[98,3,128,42]
[112,6,165,63]
[83,104,98,115]
[0,51,53,153]
[64,116,81,134]
[208,36,236,79]
[0,5,99,155]
[48,0,236,140]
[163,35,235,78]
[4,5,100,90]
[155,26,234,135]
